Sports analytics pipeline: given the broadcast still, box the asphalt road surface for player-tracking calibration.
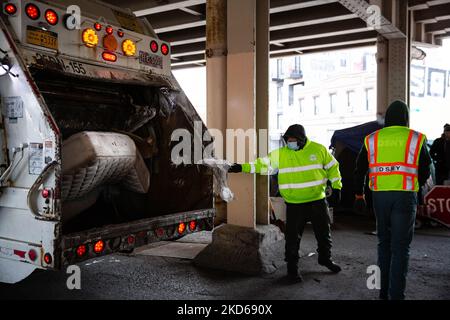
[1,215,449,300]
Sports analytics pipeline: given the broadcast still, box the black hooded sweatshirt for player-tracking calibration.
[354,101,432,194]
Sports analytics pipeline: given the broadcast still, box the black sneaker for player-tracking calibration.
[319,261,342,273]
[287,272,303,283]
[287,263,303,283]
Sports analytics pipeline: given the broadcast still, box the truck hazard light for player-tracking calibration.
[178,223,186,235]
[82,28,98,48]
[3,3,17,15]
[45,9,58,26]
[122,39,136,57]
[25,3,40,20]
[161,43,170,56]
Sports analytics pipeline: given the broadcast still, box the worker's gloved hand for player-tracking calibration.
[353,195,367,213]
[228,163,242,173]
[327,189,341,207]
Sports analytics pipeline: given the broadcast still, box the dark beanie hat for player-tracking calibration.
[283,124,306,142]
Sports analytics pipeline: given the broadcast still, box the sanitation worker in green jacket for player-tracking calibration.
[229,124,343,283]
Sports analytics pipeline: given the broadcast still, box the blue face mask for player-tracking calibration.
[287,141,300,151]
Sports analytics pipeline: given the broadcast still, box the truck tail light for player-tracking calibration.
[161,43,169,56]
[102,52,117,62]
[44,253,52,264]
[106,26,113,35]
[76,245,87,257]
[93,240,105,254]
[82,28,99,48]
[28,249,37,261]
[178,223,186,235]
[4,3,17,15]
[45,9,58,26]
[25,3,40,20]
[94,22,102,31]
[150,41,158,53]
[117,29,124,38]
[189,221,197,231]
[122,39,136,57]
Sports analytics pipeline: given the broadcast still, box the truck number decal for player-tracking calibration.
[139,51,163,69]
[32,53,86,75]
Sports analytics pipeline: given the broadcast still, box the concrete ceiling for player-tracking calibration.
[103,0,450,69]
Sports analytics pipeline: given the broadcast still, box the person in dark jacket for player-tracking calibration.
[353,100,431,300]
[430,124,450,185]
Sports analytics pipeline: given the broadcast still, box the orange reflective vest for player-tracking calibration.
[365,126,426,192]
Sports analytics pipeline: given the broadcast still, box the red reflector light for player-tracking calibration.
[106,26,113,34]
[76,245,87,257]
[189,221,197,231]
[155,228,165,237]
[41,188,50,199]
[117,30,124,38]
[178,223,186,235]
[25,3,40,20]
[102,52,117,62]
[45,9,58,26]
[150,41,158,53]
[13,250,26,258]
[28,249,37,261]
[5,3,17,15]
[127,236,135,245]
[44,253,52,264]
[94,240,105,254]
[94,22,102,31]
[161,43,169,56]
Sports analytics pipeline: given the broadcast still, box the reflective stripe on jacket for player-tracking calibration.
[365,126,426,192]
[242,139,342,204]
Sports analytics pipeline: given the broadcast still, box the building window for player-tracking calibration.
[299,98,304,113]
[294,56,301,73]
[365,88,375,111]
[346,90,355,113]
[329,93,337,114]
[313,96,320,115]
[277,85,283,109]
[277,113,283,129]
[277,59,283,79]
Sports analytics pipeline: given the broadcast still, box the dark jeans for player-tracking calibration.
[373,191,417,300]
[285,199,332,267]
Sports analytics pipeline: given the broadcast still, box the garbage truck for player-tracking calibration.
[0,0,215,283]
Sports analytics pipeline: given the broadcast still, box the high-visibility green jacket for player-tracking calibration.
[242,139,342,204]
[365,126,426,192]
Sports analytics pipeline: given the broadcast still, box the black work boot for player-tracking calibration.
[319,260,342,273]
[287,263,303,283]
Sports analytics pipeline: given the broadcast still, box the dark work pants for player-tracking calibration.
[372,191,417,301]
[284,199,332,267]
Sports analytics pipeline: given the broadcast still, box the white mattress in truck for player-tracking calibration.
[61,131,150,204]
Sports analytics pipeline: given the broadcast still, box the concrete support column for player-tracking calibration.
[377,0,411,115]
[206,0,227,225]
[255,0,270,226]
[226,0,258,228]
[195,0,284,275]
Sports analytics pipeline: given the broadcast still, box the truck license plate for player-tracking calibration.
[26,26,58,50]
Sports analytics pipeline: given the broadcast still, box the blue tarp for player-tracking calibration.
[330,121,383,154]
